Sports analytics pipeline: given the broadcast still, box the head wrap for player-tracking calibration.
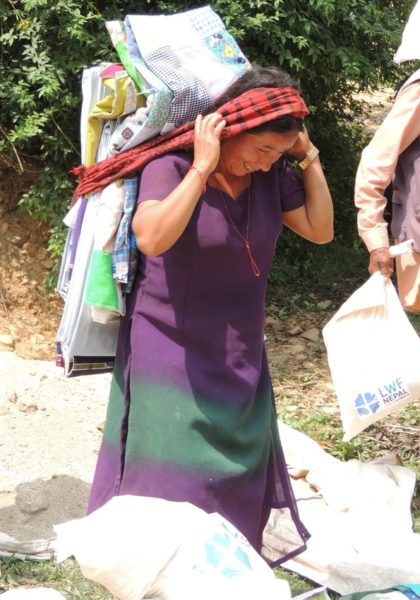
[394,0,420,64]
[72,86,308,197]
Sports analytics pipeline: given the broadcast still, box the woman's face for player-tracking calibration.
[219,129,299,177]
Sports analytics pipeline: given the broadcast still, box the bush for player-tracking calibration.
[0,0,415,281]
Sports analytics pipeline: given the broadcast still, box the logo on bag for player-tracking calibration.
[354,391,380,416]
[354,377,410,418]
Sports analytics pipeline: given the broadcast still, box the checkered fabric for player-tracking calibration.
[145,46,211,127]
[73,86,309,197]
[112,177,139,294]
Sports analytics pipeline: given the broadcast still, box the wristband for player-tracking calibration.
[189,166,207,193]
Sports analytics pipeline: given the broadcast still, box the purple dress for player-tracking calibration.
[88,150,310,565]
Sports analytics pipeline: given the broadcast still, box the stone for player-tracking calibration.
[43,258,54,269]
[321,405,340,415]
[8,392,18,404]
[17,400,38,413]
[300,328,320,342]
[303,361,315,369]
[285,344,306,354]
[0,334,15,350]
[317,299,333,309]
[289,325,303,335]
[289,336,305,344]
[269,354,288,367]
[30,333,44,346]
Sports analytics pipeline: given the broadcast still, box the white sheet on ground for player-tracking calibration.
[277,421,420,594]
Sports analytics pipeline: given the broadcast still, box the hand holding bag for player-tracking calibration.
[322,270,420,440]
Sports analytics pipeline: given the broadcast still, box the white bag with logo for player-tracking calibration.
[54,495,290,600]
[322,270,420,440]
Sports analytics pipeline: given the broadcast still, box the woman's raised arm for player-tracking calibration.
[132,113,225,256]
[282,128,334,244]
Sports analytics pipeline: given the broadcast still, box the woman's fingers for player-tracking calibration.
[199,112,224,131]
[214,117,226,137]
[194,114,203,133]
[193,113,225,174]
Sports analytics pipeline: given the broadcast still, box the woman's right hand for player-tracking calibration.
[193,112,226,177]
[369,247,394,277]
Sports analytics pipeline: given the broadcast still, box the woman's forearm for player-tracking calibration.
[301,156,334,242]
[133,113,225,256]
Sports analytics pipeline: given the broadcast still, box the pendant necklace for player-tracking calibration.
[218,184,261,277]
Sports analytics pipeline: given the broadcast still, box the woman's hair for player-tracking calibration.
[212,66,304,134]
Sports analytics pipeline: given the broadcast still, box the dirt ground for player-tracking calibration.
[3,87,414,546]
[0,210,61,361]
[0,207,112,542]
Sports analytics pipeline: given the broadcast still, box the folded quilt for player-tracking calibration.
[125,6,250,129]
[106,19,173,154]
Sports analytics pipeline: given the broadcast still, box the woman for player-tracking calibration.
[87,67,334,565]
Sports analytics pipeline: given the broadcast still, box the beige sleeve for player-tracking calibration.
[354,82,420,252]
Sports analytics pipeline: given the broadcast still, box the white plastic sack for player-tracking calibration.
[278,421,420,594]
[322,271,420,440]
[54,495,290,600]
[393,1,420,64]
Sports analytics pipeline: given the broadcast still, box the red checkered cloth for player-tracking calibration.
[72,86,308,197]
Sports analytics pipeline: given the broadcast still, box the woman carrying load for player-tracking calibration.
[82,66,334,565]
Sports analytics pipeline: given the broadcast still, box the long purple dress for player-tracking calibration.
[88,150,310,565]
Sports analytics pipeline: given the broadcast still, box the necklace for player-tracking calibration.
[219,185,261,277]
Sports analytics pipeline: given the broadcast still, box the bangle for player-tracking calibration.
[298,147,319,170]
[189,166,207,193]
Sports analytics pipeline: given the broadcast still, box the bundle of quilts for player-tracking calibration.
[56,6,250,376]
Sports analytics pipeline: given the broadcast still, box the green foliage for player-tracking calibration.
[408,312,420,334]
[274,567,317,595]
[0,557,113,599]
[0,0,415,275]
[18,165,72,290]
[18,165,73,223]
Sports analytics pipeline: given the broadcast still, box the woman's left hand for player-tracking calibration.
[287,126,314,161]
[281,125,334,244]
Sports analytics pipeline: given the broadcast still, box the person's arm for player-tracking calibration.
[132,113,225,257]
[282,128,334,244]
[354,82,420,276]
